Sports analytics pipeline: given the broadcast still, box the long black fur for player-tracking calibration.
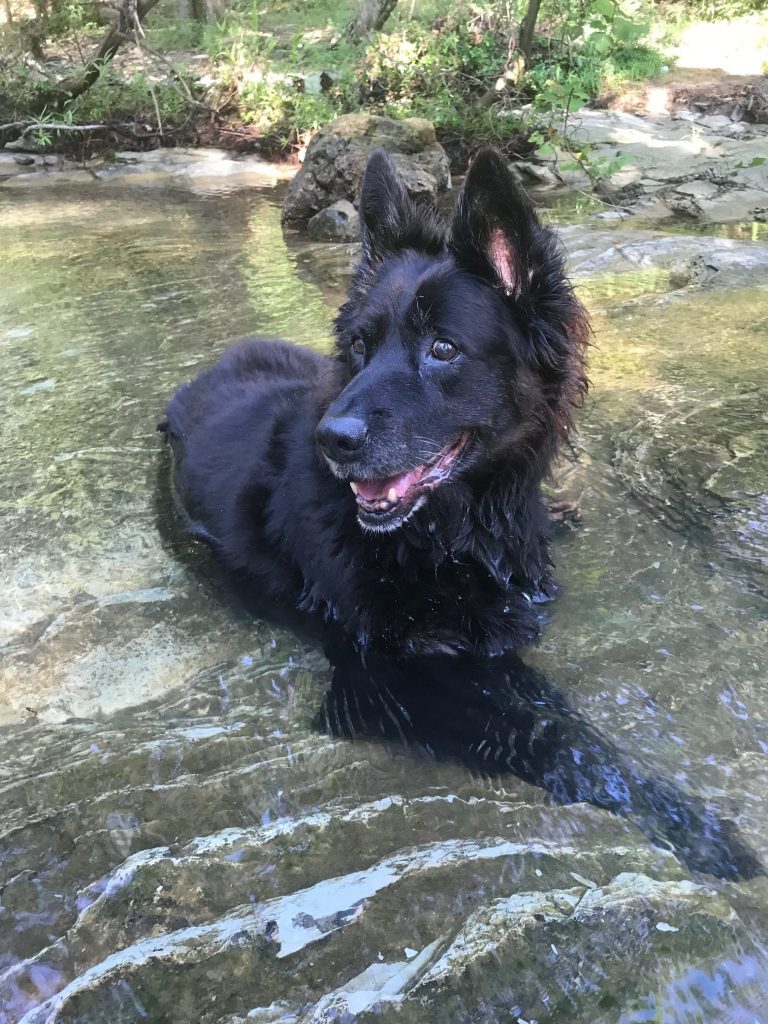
[160,146,589,656]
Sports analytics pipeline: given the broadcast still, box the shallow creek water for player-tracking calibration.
[1,175,767,1023]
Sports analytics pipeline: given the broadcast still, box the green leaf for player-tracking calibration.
[612,15,645,44]
[590,0,616,18]
[536,142,557,159]
[587,31,612,55]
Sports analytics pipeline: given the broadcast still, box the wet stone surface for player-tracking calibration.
[551,107,768,227]
[1,175,768,1023]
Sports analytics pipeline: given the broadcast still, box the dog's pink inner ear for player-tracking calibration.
[487,227,517,295]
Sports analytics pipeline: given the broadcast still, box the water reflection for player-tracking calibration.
[318,640,764,882]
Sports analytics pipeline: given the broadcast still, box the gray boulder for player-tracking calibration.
[282,113,450,225]
[306,200,361,242]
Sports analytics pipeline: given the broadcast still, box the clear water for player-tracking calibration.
[538,188,768,241]
[1,178,767,1024]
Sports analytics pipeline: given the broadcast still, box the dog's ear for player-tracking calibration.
[359,149,444,263]
[451,146,589,427]
[450,146,553,302]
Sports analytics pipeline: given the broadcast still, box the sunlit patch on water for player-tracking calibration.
[0,178,767,1023]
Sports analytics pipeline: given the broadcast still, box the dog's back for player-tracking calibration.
[163,338,330,444]
[162,338,339,547]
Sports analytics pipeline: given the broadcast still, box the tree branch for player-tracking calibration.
[27,0,162,115]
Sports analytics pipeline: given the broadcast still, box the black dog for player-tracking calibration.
[160,146,589,656]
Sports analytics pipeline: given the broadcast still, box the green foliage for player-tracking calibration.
[523,0,663,117]
[360,19,513,137]
[735,155,767,169]
[194,9,512,144]
[363,22,500,108]
[237,79,343,143]
[561,142,631,179]
[144,18,206,51]
[155,0,667,155]
[602,42,668,83]
[0,0,670,160]
[46,0,100,36]
[66,69,191,126]
[686,0,766,19]
[0,53,62,120]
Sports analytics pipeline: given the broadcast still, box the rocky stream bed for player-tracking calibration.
[1,141,768,1023]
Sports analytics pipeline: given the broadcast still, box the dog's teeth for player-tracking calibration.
[350,482,359,494]
[387,488,397,503]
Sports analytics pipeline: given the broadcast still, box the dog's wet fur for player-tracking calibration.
[161,146,589,656]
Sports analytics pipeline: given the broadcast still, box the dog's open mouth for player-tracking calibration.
[350,435,468,530]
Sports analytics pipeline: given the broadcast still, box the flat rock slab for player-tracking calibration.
[289,223,768,297]
[560,108,768,224]
[559,226,768,289]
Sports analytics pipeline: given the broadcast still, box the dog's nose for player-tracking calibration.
[316,415,368,462]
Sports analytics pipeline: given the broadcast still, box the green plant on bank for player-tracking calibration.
[199,0,666,151]
[65,69,192,126]
[144,16,206,51]
[519,0,665,186]
[524,0,663,116]
[194,10,533,148]
[29,109,56,147]
[562,138,632,182]
[2,0,670,159]
[0,55,46,118]
[689,0,766,18]
[46,0,100,36]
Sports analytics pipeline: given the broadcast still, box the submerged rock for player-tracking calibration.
[3,169,768,1024]
[307,200,360,242]
[367,872,757,1023]
[559,226,768,290]
[281,114,451,225]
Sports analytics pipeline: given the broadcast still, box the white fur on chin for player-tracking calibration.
[357,495,427,533]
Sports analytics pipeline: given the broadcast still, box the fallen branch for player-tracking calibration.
[12,122,114,132]
[0,121,35,132]
[27,0,162,116]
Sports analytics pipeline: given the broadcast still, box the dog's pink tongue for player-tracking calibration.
[355,467,423,502]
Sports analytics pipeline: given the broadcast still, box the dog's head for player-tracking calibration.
[316,146,588,533]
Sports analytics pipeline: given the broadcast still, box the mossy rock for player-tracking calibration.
[282,114,450,226]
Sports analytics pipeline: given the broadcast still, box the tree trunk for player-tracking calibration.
[182,0,223,23]
[204,0,225,24]
[28,0,162,114]
[347,0,398,42]
[518,0,542,65]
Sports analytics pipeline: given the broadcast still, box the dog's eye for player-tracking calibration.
[430,338,459,362]
[351,338,365,357]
